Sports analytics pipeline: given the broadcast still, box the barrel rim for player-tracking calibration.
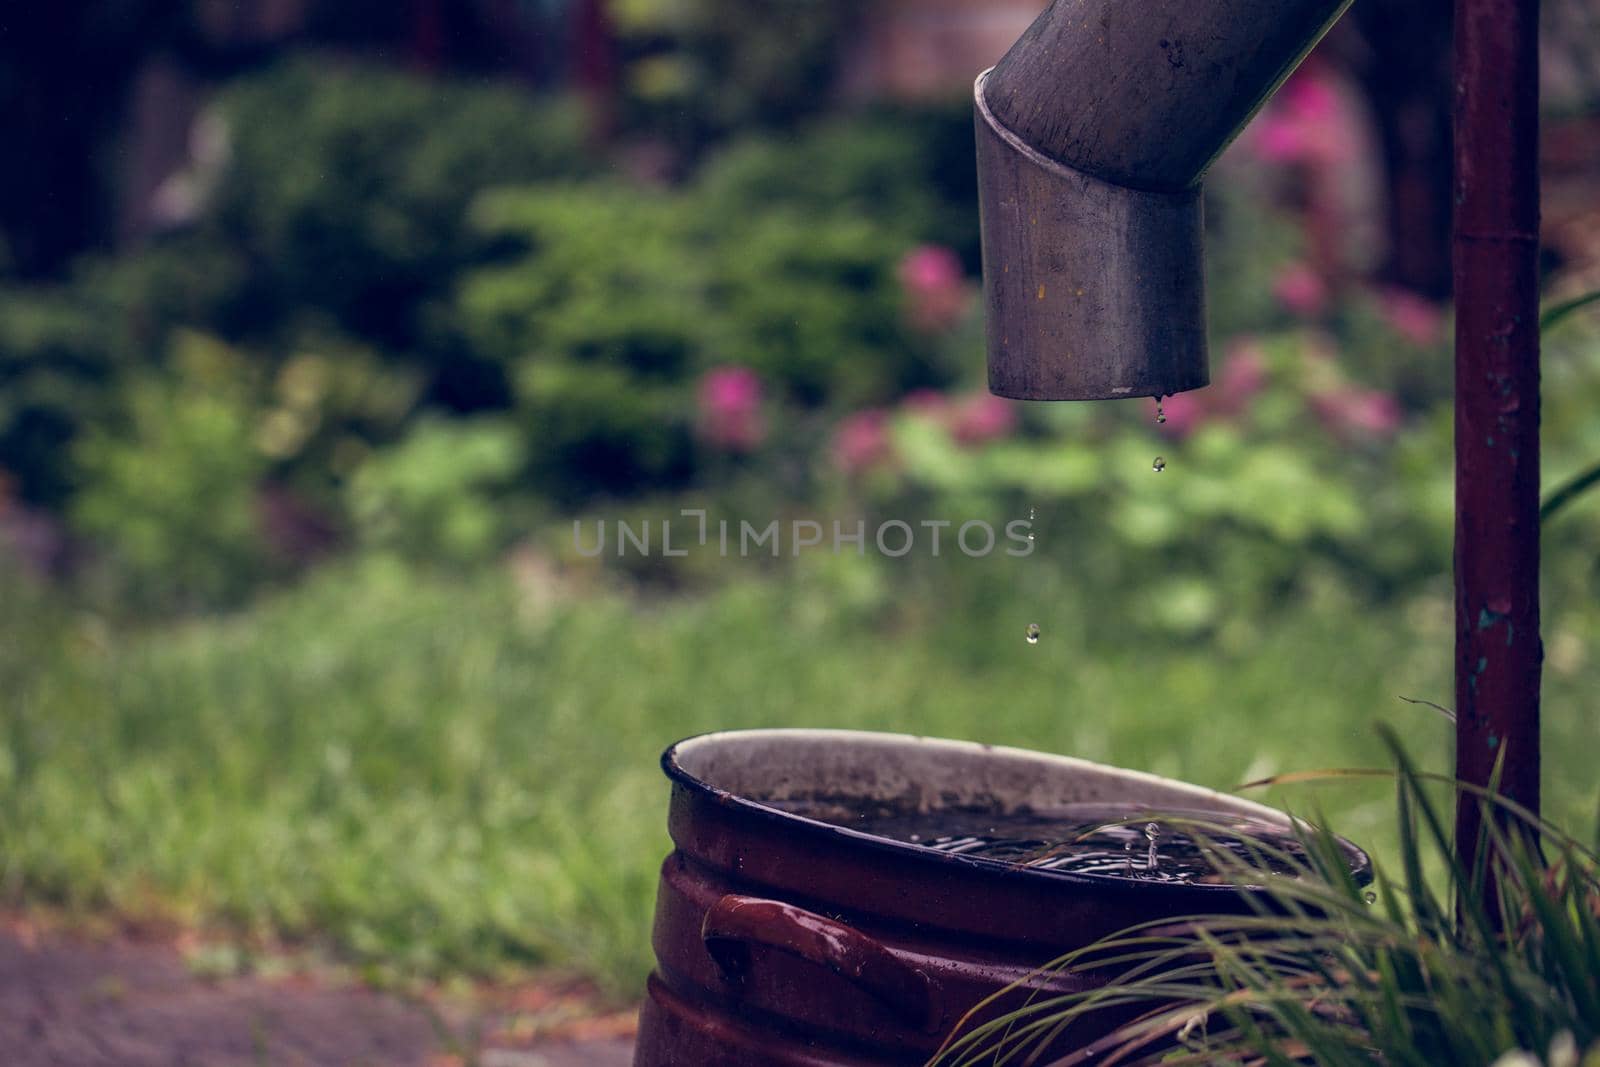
[662,728,1372,895]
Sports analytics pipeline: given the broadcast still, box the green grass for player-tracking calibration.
[1,551,1595,1000]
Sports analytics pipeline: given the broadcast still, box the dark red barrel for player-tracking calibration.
[634,729,1368,1066]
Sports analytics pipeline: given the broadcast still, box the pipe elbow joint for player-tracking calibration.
[975,0,1351,401]
[977,73,1207,402]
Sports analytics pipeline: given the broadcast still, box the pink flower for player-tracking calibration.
[1310,387,1403,441]
[1253,119,1308,164]
[947,393,1017,447]
[900,244,962,293]
[1216,341,1269,413]
[1380,288,1445,347]
[898,389,1016,448]
[831,410,895,476]
[1154,341,1267,437]
[1273,262,1329,318]
[1248,64,1357,167]
[898,245,970,333]
[1151,390,1205,436]
[696,366,765,452]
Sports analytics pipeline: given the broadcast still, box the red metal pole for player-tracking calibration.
[411,0,446,73]
[1453,0,1542,863]
[572,0,619,142]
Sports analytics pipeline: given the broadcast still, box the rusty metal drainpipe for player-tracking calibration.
[1453,0,1542,869]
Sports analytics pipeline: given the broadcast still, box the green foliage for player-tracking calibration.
[5,55,1596,627]
[842,280,1600,635]
[692,105,981,260]
[1,66,981,565]
[933,735,1600,1066]
[0,284,123,505]
[714,209,943,406]
[346,417,524,564]
[251,338,423,495]
[458,184,705,500]
[208,59,595,348]
[1541,290,1600,524]
[0,59,594,550]
[614,0,859,143]
[71,334,270,609]
[455,173,946,499]
[849,336,1447,636]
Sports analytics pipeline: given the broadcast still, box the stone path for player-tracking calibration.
[0,922,635,1066]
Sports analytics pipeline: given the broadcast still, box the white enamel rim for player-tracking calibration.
[664,728,1370,888]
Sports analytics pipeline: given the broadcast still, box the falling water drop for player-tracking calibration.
[1025,623,1041,645]
[1152,456,1167,474]
[1364,891,1377,905]
[1155,397,1167,424]
[1145,822,1162,874]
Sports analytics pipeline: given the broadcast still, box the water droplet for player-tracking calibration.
[1155,397,1167,424]
[1152,456,1167,473]
[1145,822,1162,874]
[1123,838,1135,876]
[1364,891,1377,904]
[1025,623,1041,645]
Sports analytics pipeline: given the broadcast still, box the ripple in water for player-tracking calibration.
[771,802,1321,885]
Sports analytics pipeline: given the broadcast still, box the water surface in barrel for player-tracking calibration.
[770,801,1318,885]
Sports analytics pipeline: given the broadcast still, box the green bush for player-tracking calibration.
[692,106,980,263]
[0,285,123,507]
[836,328,1448,633]
[71,333,271,610]
[4,66,983,546]
[455,175,949,501]
[1,60,595,521]
[456,184,705,501]
[346,416,524,564]
[709,209,942,407]
[207,59,595,351]
[614,0,858,145]
[248,336,422,505]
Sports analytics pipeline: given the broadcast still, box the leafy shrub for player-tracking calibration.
[614,0,858,145]
[456,184,705,501]
[346,416,524,564]
[3,59,594,523]
[824,327,1453,632]
[709,210,944,407]
[72,333,270,610]
[455,175,951,501]
[250,337,422,502]
[0,285,123,507]
[207,60,596,352]
[691,105,980,262]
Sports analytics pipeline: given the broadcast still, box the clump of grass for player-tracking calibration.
[933,728,1600,1067]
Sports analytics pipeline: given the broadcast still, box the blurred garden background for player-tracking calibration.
[4,0,1600,1019]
